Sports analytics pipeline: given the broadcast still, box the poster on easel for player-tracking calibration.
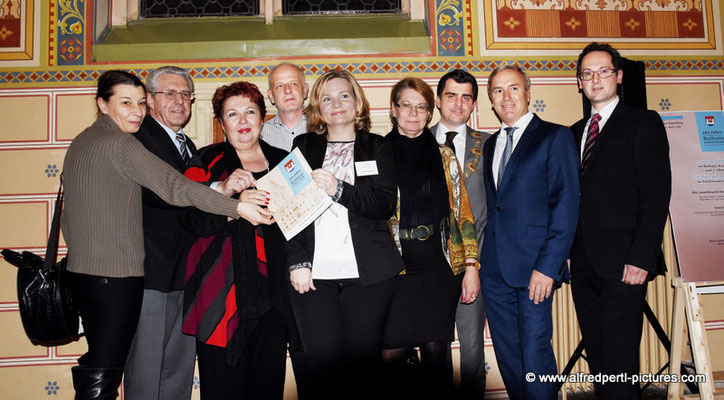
[661,111,724,283]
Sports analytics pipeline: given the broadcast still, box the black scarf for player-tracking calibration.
[388,127,449,228]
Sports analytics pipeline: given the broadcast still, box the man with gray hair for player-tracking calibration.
[124,66,198,400]
[480,64,579,399]
[262,62,309,151]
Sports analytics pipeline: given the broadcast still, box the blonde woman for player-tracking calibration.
[287,70,403,399]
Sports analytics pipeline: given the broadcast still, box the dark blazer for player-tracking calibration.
[571,103,671,279]
[481,114,580,287]
[134,115,197,292]
[287,130,404,286]
[461,126,493,252]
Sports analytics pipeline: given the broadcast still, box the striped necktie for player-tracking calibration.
[176,131,190,164]
[581,113,601,172]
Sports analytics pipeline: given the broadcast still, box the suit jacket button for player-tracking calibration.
[580,192,586,198]
[350,222,358,229]
[496,206,501,212]
[492,232,496,237]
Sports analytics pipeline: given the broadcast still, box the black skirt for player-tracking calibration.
[383,230,462,348]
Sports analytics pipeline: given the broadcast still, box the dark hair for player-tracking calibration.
[212,81,266,121]
[436,69,478,101]
[486,64,531,100]
[305,69,371,134]
[96,70,145,103]
[389,77,435,126]
[576,42,621,78]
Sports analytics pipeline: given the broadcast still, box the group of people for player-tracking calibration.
[61,41,671,400]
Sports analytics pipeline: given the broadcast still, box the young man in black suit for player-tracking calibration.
[571,43,671,399]
[432,69,491,399]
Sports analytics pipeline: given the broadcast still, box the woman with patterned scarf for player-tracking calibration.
[382,77,480,397]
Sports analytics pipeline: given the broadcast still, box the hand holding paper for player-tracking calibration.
[311,169,338,196]
[236,202,274,226]
[256,149,333,240]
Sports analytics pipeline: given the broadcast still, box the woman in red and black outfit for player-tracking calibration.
[181,81,291,400]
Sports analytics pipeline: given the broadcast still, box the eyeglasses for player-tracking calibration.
[395,101,429,114]
[150,90,195,101]
[578,68,617,81]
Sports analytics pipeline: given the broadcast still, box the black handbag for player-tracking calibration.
[2,174,80,345]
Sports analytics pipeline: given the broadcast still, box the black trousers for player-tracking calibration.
[570,243,647,400]
[289,278,395,400]
[68,272,144,369]
[196,308,288,400]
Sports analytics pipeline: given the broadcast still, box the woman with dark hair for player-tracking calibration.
[62,70,273,399]
[287,69,404,398]
[181,81,291,400]
[382,77,479,394]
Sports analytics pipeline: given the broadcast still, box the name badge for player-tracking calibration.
[355,160,379,176]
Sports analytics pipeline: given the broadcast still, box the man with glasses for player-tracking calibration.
[432,69,491,399]
[571,42,671,399]
[124,66,198,400]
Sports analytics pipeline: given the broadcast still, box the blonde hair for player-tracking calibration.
[305,70,371,134]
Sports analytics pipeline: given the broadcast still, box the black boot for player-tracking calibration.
[71,366,123,400]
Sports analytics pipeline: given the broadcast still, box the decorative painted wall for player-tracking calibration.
[0,0,39,65]
[477,0,721,55]
[0,0,723,398]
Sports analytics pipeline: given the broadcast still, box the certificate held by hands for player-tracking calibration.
[257,148,332,240]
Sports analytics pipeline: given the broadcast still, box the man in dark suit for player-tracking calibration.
[571,42,671,399]
[480,64,579,400]
[432,69,491,399]
[124,66,215,400]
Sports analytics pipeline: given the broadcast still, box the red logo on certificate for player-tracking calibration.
[284,159,295,172]
[705,115,715,125]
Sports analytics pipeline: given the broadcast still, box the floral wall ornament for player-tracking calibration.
[436,0,463,27]
[564,17,582,31]
[439,28,464,53]
[56,0,85,65]
[45,164,60,178]
[45,380,60,395]
[682,18,697,31]
[0,25,12,40]
[58,0,84,35]
[59,37,82,62]
[436,0,469,56]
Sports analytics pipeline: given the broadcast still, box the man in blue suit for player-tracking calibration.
[480,64,579,400]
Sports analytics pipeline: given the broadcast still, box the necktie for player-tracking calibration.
[497,126,517,187]
[444,131,458,154]
[176,131,190,164]
[581,113,602,172]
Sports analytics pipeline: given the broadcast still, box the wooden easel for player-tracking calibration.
[668,276,721,399]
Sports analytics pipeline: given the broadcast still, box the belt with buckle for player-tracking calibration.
[398,224,434,241]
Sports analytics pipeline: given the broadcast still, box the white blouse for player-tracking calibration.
[312,141,360,280]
